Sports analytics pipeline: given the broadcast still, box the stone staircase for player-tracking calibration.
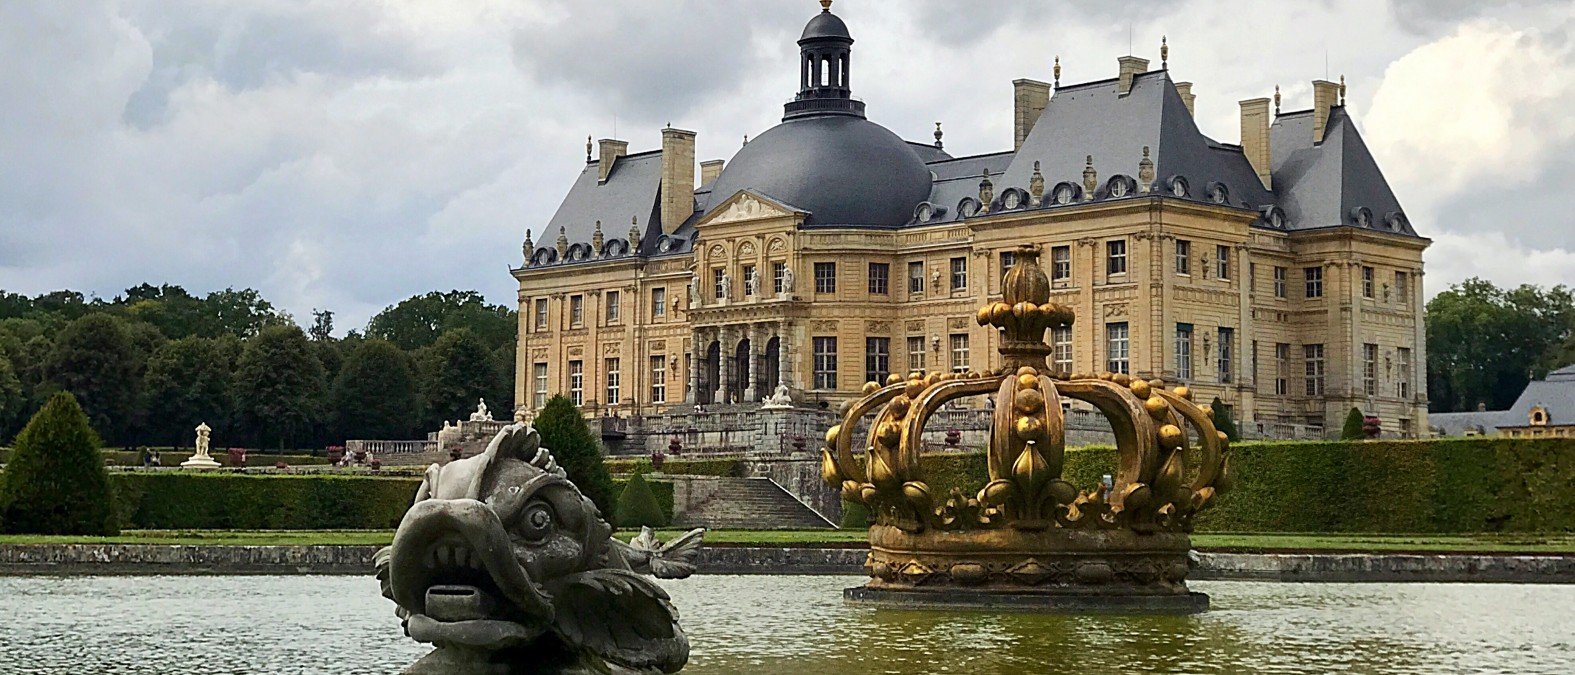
[672,478,835,530]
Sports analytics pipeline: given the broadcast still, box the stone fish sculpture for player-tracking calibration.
[376,422,703,674]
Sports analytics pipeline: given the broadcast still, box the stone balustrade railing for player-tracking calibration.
[344,439,436,455]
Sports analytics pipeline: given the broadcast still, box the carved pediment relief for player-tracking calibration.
[701,190,803,227]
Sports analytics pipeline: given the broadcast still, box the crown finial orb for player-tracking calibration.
[820,0,832,11]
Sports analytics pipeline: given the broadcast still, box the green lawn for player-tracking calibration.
[1,529,1572,554]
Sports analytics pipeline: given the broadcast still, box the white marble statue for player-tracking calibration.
[781,267,795,294]
[744,272,758,297]
[181,422,221,469]
[688,280,702,307]
[719,272,732,300]
[762,383,794,409]
[469,398,493,422]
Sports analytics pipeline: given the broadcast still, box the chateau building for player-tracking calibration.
[1431,365,1575,439]
[512,2,1429,438]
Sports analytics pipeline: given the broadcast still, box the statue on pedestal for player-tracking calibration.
[719,272,732,302]
[181,422,221,469]
[377,423,703,674]
[762,383,794,409]
[780,267,795,297]
[469,398,493,423]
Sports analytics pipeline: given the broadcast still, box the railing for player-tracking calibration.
[345,440,436,455]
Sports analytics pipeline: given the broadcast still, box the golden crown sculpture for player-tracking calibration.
[825,245,1233,612]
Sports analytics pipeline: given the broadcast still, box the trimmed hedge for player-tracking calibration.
[615,473,668,528]
[902,437,1574,533]
[0,448,333,468]
[92,471,673,530]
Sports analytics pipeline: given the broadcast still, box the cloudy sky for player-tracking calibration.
[2,0,1571,331]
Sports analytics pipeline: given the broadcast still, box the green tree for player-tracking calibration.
[417,329,500,430]
[234,325,326,449]
[839,499,871,529]
[614,471,668,528]
[367,290,516,352]
[0,356,22,441]
[0,392,119,535]
[1341,407,1366,441]
[333,339,421,441]
[45,314,140,444]
[200,287,292,338]
[309,309,335,342]
[1427,278,1575,412]
[142,337,236,447]
[534,395,615,518]
[1210,397,1240,441]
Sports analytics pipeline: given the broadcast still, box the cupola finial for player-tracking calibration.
[1273,85,1281,115]
[1161,35,1169,69]
[820,0,832,11]
[1053,56,1061,88]
[1339,74,1346,105]
[585,135,592,162]
[933,122,944,149]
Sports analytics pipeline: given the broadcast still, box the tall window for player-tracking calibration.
[1106,240,1127,276]
[533,363,548,408]
[1051,245,1071,281]
[950,257,968,291]
[907,336,926,373]
[605,291,620,322]
[868,262,889,295]
[1362,343,1378,395]
[1397,347,1413,398]
[1304,344,1325,397]
[1362,266,1375,299]
[1251,339,1259,388]
[773,262,787,294]
[534,298,549,330]
[604,358,620,405]
[1273,266,1287,298]
[569,295,584,327]
[651,287,666,318]
[865,337,890,384]
[907,261,926,293]
[1249,263,1257,292]
[1218,327,1235,383]
[949,334,970,373]
[713,268,726,299]
[1106,322,1130,374]
[812,337,838,389]
[1175,240,1191,275]
[742,265,757,297]
[568,360,584,405]
[1395,271,1409,304]
[1275,343,1289,395]
[1175,323,1194,380]
[1216,245,1231,279]
[999,251,1017,283]
[814,262,836,293]
[1304,267,1323,298]
[1052,326,1073,373]
[649,356,666,403]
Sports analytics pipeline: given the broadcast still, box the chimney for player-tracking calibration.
[1175,82,1196,117]
[597,138,628,183]
[1311,79,1339,143]
[1117,56,1150,95]
[1239,97,1272,190]
[660,127,697,235]
[1012,78,1051,151]
[700,159,725,186]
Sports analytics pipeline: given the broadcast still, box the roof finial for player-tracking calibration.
[586,135,593,162]
[556,225,569,257]
[591,220,605,255]
[1028,160,1045,207]
[1053,56,1061,88]
[820,0,832,12]
[1161,35,1169,69]
[933,121,944,149]
[743,134,749,146]
[1082,155,1098,201]
[628,216,640,246]
[523,228,534,260]
[1273,85,1281,115]
[1339,74,1346,105]
[977,169,994,215]
[1137,146,1155,193]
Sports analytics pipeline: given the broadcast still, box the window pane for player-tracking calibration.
[1051,246,1071,281]
[868,262,889,295]
[1175,240,1190,275]
[1106,240,1127,276]
[949,334,969,373]
[907,336,925,372]
[1106,322,1129,374]
[908,261,925,293]
[1175,323,1193,380]
[813,336,838,389]
[814,262,837,293]
[651,287,666,318]
[950,257,967,291]
[650,355,666,403]
[865,337,890,384]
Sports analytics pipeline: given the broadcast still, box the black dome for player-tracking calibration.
[709,115,931,228]
[801,11,851,41]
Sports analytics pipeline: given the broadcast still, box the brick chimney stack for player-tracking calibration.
[1239,97,1272,190]
[1311,79,1340,143]
[660,127,697,234]
[1117,56,1150,95]
[597,138,628,183]
[1012,78,1050,151]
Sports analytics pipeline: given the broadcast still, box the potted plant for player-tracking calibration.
[650,450,666,471]
[945,428,962,448]
[326,446,345,464]
[227,447,247,467]
[354,448,368,464]
[369,457,382,471]
[1363,415,1382,439]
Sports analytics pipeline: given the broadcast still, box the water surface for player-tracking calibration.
[0,575,1570,673]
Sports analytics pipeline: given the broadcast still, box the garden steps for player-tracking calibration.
[672,477,835,530]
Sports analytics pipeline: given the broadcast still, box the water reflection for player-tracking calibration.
[0,575,1570,674]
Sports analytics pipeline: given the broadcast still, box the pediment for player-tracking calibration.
[698,189,807,227]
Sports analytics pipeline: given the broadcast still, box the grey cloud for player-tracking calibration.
[1389,0,1572,34]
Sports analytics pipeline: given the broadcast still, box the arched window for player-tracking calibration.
[820,58,830,87]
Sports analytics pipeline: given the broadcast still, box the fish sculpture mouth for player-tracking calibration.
[389,498,554,651]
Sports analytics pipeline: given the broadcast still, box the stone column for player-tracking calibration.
[685,328,704,404]
[778,321,793,395]
[743,324,764,402]
[715,326,735,404]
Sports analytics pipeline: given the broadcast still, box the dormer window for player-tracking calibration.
[1530,406,1549,426]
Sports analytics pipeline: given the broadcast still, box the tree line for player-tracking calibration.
[1426,278,1575,413]
[0,285,516,450]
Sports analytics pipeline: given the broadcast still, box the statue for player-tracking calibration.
[781,267,795,294]
[469,398,493,423]
[181,422,220,469]
[719,272,732,300]
[377,423,704,674]
[688,281,701,308]
[744,272,758,297]
[762,383,794,409]
[825,245,1232,613]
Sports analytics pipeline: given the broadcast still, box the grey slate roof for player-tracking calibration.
[526,71,1419,270]
[1270,108,1416,234]
[997,72,1274,215]
[1431,364,1575,435]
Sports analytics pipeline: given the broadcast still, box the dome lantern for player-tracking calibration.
[785,1,864,120]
